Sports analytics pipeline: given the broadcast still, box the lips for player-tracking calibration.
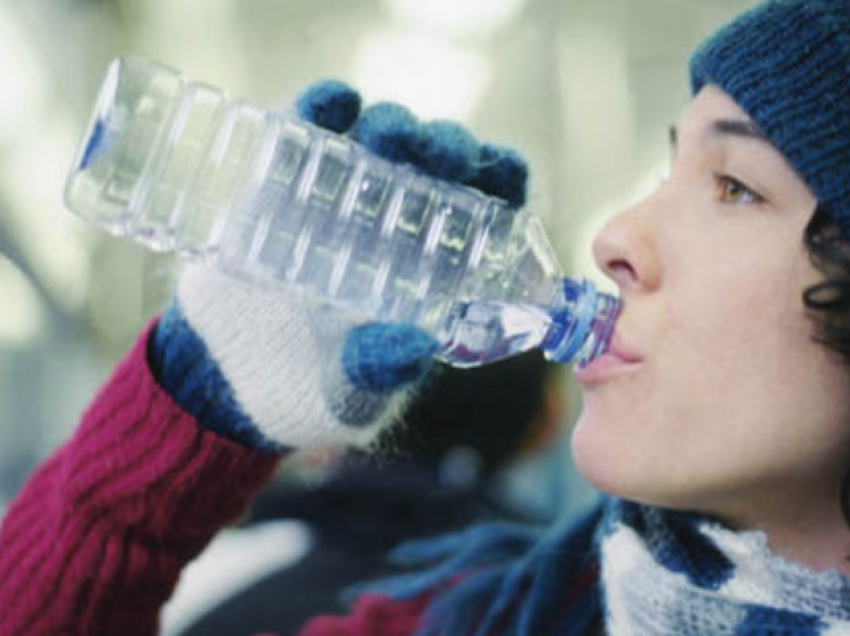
[574,333,643,386]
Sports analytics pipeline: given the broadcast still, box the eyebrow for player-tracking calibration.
[669,119,770,149]
[709,118,769,142]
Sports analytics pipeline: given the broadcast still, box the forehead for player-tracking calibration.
[675,86,788,166]
[678,85,752,129]
[674,85,773,153]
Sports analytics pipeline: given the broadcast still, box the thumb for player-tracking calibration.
[342,323,438,393]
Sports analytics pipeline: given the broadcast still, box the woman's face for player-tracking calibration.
[572,85,850,527]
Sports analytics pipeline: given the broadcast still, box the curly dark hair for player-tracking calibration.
[802,205,850,531]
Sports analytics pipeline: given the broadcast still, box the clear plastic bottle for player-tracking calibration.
[64,57,620,368]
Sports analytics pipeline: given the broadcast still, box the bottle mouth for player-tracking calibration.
[542,278,621,366]
[574,291,621,367]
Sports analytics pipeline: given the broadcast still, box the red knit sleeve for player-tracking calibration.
[0,321,281,636]
[295,593,432,636]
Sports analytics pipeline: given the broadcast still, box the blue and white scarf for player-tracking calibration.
[360,498,850,635]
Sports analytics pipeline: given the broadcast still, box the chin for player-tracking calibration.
[570,408,633,498]
[570,407,674,507]
[571,423,722,514]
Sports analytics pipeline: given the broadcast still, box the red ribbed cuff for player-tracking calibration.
[62,318,282,543]
[0,321,282,636]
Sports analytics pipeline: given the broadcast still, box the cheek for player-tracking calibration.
[571,251,849,505]
[663,221,809,385]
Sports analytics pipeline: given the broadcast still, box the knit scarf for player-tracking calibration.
[362,498,850,635]
[599,501,850,635]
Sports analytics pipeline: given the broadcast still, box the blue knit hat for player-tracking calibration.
[690,0,850,237]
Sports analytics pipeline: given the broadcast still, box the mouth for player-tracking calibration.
[573,333,643,386]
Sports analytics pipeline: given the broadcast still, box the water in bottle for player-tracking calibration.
[64,57,620,368]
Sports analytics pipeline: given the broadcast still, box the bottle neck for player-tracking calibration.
[541,278,620,366]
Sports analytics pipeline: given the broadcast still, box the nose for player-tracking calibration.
[592,197,662,294]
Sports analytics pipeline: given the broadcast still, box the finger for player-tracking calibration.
[414,120,479,182]
[342,323,438,393]
[350,102,420,164]
[470,143,528,208]
[295,80,361,133]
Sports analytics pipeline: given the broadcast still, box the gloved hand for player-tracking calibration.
[150,80,528,453]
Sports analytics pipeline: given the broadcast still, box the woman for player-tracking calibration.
[2,0,850,634]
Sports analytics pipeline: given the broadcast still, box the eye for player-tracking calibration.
[714,174,763,205]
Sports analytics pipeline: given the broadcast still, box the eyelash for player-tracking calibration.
[713,173,764,205]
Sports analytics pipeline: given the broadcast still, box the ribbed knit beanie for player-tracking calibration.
[690,0,850,237]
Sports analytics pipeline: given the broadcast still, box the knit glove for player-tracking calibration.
[150,80,528,453]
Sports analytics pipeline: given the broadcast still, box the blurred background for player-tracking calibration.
[0,0,757,513]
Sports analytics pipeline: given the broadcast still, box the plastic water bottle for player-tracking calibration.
[64,57,620,368]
